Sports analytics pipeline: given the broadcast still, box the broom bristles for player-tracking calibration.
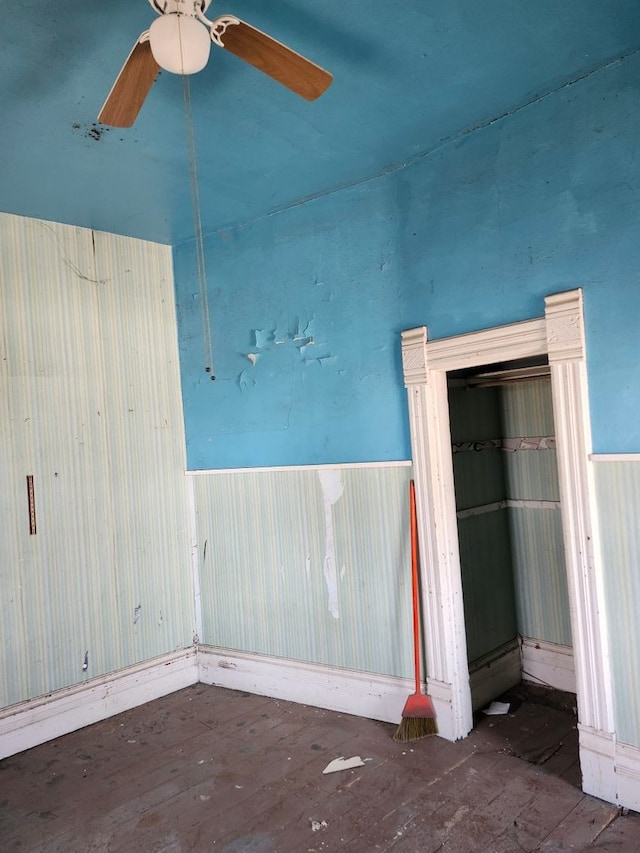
[393,691,438,742]
[393,714,438,742]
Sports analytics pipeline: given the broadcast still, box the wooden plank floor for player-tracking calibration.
[1,683,639,852]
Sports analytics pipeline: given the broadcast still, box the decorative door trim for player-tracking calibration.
[401,289,616,802]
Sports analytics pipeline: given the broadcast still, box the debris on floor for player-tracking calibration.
[482,700,511,715]
[4,683,638,852]
[322,756,365,774]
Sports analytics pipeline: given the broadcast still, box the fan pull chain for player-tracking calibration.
[182,64,215,380]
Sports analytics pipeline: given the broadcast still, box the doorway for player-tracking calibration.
[447,365,574,712]
[400,289,616,803]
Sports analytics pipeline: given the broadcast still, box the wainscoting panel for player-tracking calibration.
[192,464,414,679]
[594,459,640,747]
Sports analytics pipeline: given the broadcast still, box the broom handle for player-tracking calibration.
[409,480,421,695]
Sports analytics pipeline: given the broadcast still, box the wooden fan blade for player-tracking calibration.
[98,36,160,127]
[216,19,332,101]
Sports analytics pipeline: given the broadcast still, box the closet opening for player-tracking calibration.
[447,357,576,720]
[401,293,616,801]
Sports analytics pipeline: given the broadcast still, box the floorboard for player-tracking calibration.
[1,683,639,852]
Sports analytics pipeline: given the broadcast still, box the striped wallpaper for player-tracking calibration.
[449,378,571,664]
[501,380,570,647]
[192,464,415,678]
[450,384,517,663]
[0,213,194,708]
[594,460,640,746]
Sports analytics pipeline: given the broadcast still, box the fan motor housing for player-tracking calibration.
[149,0,212,16]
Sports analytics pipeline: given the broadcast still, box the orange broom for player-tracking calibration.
[393,479,438,741]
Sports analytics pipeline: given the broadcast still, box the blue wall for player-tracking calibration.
[174,51,640,469]
[174,184,409,468]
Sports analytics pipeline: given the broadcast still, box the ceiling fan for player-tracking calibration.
[98,0,333,127]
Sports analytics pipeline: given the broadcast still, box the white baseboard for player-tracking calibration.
[0,649,198,760]
[579,724,617,805]
[615,740,640,812]
[521,636,576,694]
[576,725,640,812]
[469,641,521,712]
[2,642,638,813]
[423,678,463,742]
[197,645,411,726]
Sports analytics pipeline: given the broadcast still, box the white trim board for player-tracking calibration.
[186,460,412,476]
[0,649,197,760]
[616,740,640,812]
[469,642,521,712]
[401,288,616,806]
[521,637,576,694]
[197,645,411,726]
[2,644,640,812]
[590,454,640,462]
[0,646,412,761]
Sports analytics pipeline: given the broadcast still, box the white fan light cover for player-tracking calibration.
[149,14,211,74]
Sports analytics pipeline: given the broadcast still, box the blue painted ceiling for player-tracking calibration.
[2,0,639,246]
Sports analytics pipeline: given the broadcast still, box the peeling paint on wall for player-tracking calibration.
[254,328,271,349]
[317,469,346,620]
[236,317,334,389]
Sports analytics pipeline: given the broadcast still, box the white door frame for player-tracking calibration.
[401,289,616,802]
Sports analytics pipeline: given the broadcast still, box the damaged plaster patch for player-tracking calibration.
[293,318,315,342]
[318,469,346,619]
[296,336,315,351]
[254,329,271,349]
[237,316,334,388]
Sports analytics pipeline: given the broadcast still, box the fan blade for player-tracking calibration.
[215,19,332,101]
[98,36,160,127]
